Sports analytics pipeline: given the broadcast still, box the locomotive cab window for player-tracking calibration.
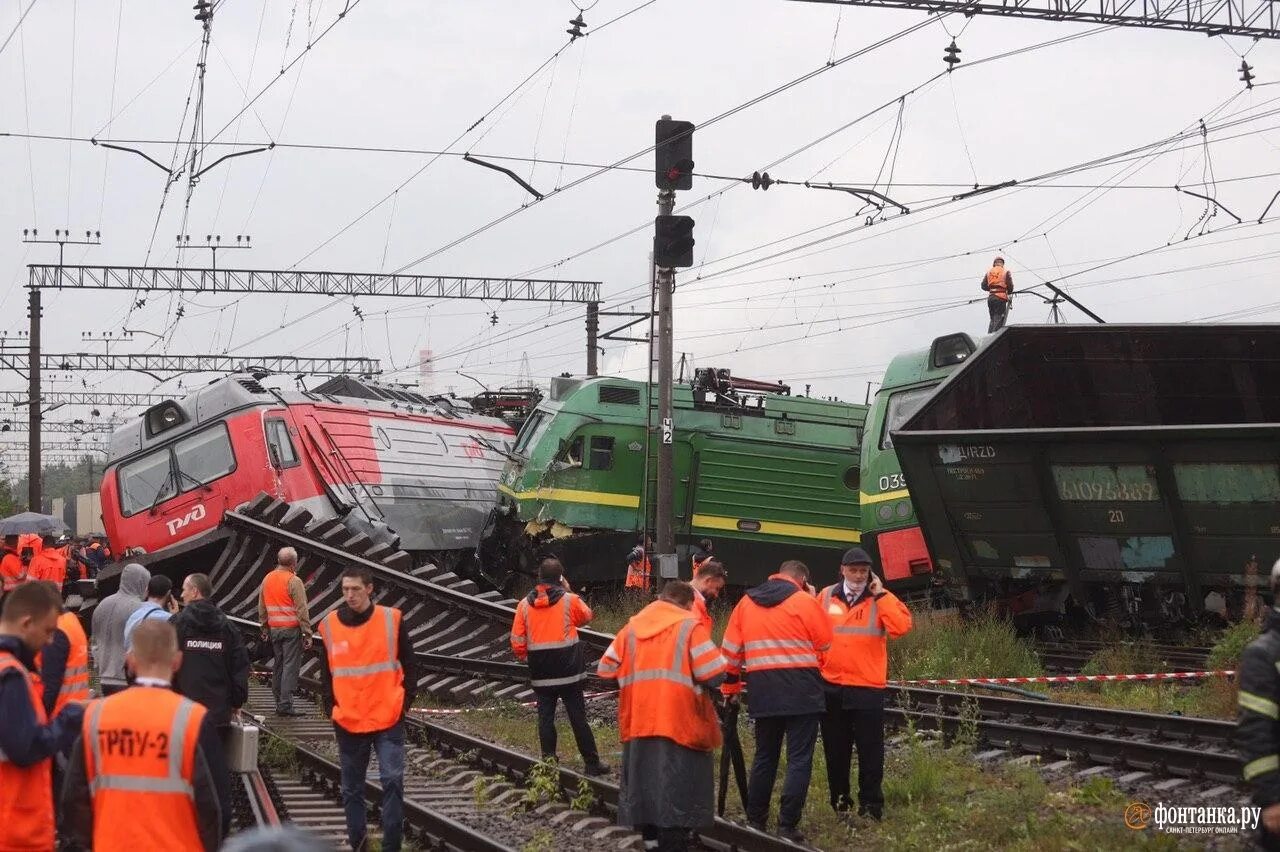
[880,384,937,450]
[174,425,236,487]
[588,436,615,470]
[513,411,549,455]
[265,419,300,468]
[119,450,176,516]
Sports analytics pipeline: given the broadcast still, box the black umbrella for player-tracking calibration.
[0,512,70,537]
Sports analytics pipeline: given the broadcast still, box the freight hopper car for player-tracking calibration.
[494,370,869,588]
[100,374,514,582]
[859,333,975,588]
[892,324,1280,631]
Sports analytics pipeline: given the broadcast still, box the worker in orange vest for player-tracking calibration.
[510,557,608,774]
[316,566,417,852]
[624,536,653,594]
[818,547,913,820]
[62,619,223,851]
[28,535,67,589]
[257,546,312,716]
[39,606,90,718]
[690,559,727,631]
[0,581,86,852]
[721,560,833,843]
[1,534,27,594]
[597,580,727,852]
[980,255,1013,333]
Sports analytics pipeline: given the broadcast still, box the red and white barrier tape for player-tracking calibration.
[412,691,613,715]
[890,670,1235,686]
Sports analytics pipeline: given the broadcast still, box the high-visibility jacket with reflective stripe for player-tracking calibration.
[29,548,67,587]
[82,686,207,851]
[1238,613,1280,805]
[55,611,90,716]
[0,650,54,851]
[510,586,592,688]
[818,585,912,689]
[721,575,833,716]
[624,557,652,591]
[596,600,726,752]
[320,605,405,733]
[261,568,301,629]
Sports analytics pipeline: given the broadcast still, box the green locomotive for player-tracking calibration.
[493,370,868,587]
[858,333,976,589]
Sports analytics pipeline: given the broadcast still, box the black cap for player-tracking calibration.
[841,547,873,566]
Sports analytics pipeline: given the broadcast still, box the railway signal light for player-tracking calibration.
[751,171,774,191]
[654,215,695,268]
[943,39,961,70]
[655,119,694,191]
[1241,59,1255,89]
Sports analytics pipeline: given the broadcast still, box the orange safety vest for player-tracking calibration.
[510,587,592,688]
[985,266,1010,301]
[54,612,90,716]
[319,605,405,733]
[1,552,26,593]
[261,568,301,629]
[83,687,207,851]
[624,556,652,591]
[29,549,67,587]
[818,585,913,689]
[596,600,726,752]
[0,650,54,852]
[721,574,832,679]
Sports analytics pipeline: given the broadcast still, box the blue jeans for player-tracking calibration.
[335,722,405,852]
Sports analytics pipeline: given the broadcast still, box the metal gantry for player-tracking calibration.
[29,265,602,304]
[0,391,172,408]
[787,0,1280,39]
[0,421,118,434]
[0,354,380,375]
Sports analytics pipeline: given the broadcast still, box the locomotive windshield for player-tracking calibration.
[513,410,550,456]
[880,385,938,450]
[117,423,236,516]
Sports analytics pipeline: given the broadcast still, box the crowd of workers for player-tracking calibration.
[520,541,913,850]
[0,532,111,595]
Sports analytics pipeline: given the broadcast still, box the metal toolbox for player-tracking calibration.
[225,719,260,773]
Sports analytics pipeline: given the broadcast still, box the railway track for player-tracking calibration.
[204,492,1245,849]
[1033,640,1213,674]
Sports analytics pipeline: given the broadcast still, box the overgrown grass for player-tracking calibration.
[888,607,1044,682]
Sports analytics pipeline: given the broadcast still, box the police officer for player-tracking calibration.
[1238,558,1280,849]
[315,566,417,852]
[510,557,608,774]
[0,581,86,851]
[819,547,913,820]
[62,619,223,851]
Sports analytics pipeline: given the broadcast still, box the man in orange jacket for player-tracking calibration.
[62,619,223,851]
[315,566,417,852]
[819,547,913,820]
[0,581,86,852]
[1,534,26,594]
[980,255,1013,333]
[690,559,727,631]
[598,580,727,852]
[722,560,832,843]
[510,557,608,775]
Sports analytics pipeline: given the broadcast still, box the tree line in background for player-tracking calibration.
[3,455,102,518]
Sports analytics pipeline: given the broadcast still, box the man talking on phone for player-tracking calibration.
[818,548,913,821]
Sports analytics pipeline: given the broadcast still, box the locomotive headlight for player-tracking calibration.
[877,504,893,522]
[895,500,912,519]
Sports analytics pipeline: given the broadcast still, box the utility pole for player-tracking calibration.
[21,228,101,512]
[585,301,599,376]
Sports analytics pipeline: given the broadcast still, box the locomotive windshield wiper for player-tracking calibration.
[175,467,214,493]
[469,433,519,463]
[146,468,176,516]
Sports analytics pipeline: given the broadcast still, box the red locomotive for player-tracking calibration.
[100,374,516,578]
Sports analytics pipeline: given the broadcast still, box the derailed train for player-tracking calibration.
[892,324,1280,629]
[100,375,515,581]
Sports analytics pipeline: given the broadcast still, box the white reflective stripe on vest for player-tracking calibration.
[329,607,401,678]
[742,638,815,653]
[60,665,90,694]
[616,620,698,688]
[531,672,586,688]
[746,653,819,668]
[522,596,578,651]
[88,696,198,799]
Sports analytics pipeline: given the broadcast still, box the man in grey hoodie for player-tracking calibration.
[89,563,150,695]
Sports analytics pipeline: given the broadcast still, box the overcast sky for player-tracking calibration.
[2,0,1279,455]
